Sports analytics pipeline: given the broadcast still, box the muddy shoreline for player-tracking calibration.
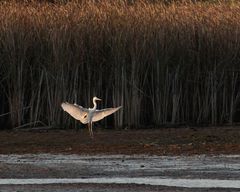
[0,127,239,155]
[0,154,240,191]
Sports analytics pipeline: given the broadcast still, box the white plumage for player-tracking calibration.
[61,96,122,138]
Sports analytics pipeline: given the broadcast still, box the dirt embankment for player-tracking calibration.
[0,127,239,155]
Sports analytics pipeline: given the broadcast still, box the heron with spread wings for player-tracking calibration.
[61,96,122,138]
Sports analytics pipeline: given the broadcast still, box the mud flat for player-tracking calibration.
[0,128,239,155]
[0,154,240,191]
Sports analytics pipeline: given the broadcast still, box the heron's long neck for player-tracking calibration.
[92,99,97,110]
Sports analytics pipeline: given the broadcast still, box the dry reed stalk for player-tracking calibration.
[0,0,240,129]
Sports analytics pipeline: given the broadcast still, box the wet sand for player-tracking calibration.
[0,127,240,191]
[0,154,240,191]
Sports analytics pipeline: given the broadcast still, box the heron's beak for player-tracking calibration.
[96,97,102,101]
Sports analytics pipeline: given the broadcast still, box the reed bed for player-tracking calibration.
[0,0,240,129]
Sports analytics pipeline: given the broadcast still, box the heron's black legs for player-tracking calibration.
[88,122,94,139]
[90,121,94,138]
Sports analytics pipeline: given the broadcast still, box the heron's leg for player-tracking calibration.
[90,121,94,138]
[87,123,91,137]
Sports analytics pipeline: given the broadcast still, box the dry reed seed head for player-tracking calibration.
[1,0,240,128]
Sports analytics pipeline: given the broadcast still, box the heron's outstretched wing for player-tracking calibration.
[92,106,122,122]
[61,102,89,124]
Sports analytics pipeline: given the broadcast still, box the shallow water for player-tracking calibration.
[0,178,240,188]
[0,154,240,191]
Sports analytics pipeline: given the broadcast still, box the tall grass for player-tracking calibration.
[0,0,240,129]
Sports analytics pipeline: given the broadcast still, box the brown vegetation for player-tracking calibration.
[0,0,240,129]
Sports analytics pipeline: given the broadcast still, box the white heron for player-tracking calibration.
[61,96,122,138]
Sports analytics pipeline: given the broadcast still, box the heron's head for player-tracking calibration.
[93,96,102,102]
